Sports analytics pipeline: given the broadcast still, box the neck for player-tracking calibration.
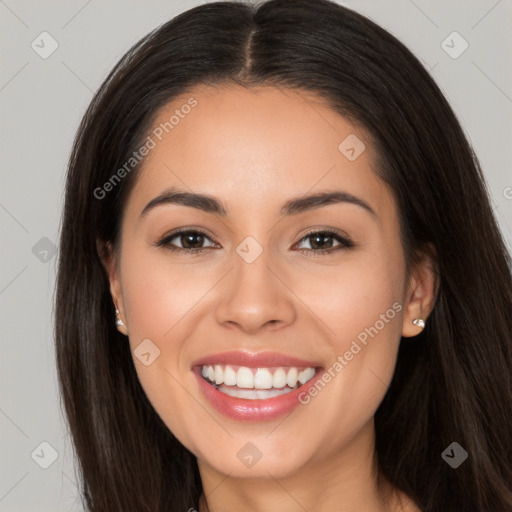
[196,419,415,512]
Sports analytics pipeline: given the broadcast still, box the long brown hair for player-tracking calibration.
[55,1,512,510]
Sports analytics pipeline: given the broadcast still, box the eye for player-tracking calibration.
[156,229,217,254]
[294,229,354,256]
[156,228,354,256]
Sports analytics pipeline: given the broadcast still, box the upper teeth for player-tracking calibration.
[201,365,316,389]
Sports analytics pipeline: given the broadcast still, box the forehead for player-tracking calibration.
[144,84,368,174]
[125,84,394,223]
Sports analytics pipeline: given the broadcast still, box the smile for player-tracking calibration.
[191,351,325,421]
[201,364,317,400]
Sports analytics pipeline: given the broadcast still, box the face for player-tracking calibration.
[103,84,434,480]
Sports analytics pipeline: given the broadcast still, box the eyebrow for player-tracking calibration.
[140,186,376,219]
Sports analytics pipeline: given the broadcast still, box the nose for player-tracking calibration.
[214,247,296,335]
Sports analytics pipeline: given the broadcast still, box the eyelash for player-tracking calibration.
[156,228,354,257]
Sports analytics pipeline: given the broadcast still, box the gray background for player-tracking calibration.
[1,0,511,510]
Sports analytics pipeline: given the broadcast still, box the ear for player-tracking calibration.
[96,238,128,334]
[401,244,439,337]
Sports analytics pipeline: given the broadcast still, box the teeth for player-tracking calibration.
[223,365,237,386]
[286,367,298,387]
[298,367,315,385]
[201,364,317,389]
[273,368,287,388]
[214,365,223,385]
[254,368,273,389]
[236,367,254,388]
[218,387,297,400]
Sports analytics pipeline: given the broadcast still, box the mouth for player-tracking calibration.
[190,351,325,421]
[199,363,318,400]
[192,363,325,421]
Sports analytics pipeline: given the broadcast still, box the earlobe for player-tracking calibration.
[115,307,129,336]
[412,318,425,330]
[96,238,129,336]
[401,246,438,338]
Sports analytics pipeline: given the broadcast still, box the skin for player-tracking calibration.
[101,84,437,512]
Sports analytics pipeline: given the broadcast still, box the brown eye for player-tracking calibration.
[294,230,354,255]
[157,229,217,253]
[156,228,354,256]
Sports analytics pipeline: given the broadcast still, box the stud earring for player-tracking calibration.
[412,318,425,330]
[115,307,128,335]
[115,309,124,327]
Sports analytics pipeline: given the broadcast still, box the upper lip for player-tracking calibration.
[191,351,322,369]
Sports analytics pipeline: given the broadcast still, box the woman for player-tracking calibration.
[54,0,512,511]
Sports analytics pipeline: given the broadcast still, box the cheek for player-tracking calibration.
[120,245,211,341]
[294,250,405,413]
[119,247,200,447]
[291,249,404,348]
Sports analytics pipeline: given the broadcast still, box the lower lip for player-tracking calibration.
[192,367,325,421]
